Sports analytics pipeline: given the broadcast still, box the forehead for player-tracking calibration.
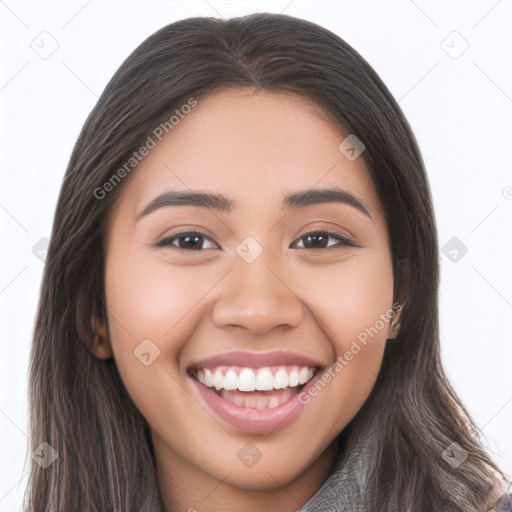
[115,89,383,222]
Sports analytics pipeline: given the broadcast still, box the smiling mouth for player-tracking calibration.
[189,365,319,409]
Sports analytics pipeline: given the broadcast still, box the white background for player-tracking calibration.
[1,0,511,509]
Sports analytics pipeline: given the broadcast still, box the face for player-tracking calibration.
[95,89,397,501]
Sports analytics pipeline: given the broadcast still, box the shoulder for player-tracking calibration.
[486,475,512,512]
[487,493,512,511]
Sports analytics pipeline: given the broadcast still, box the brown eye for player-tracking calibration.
[155,231,217,251]
[154,229,357,252]
[292,231,357,249]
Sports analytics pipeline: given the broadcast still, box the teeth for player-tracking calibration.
[213,369,224,390]
[195,365,317,392]
[224,369,238,391]
[238,368,256,392]
[204,368,214,387]
[220,387,295,409]
[268,396,280,408]
[255,368,274,391]
[196,369,205,385]
[274,368,288,389]
[298,367,310,385]
[288,368,299,387]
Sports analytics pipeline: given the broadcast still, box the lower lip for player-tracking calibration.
[191,374,319,435]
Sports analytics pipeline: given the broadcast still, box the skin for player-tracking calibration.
[92,89,401,511]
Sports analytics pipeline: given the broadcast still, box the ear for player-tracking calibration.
[89,310,113,360]
[387,301,404,340]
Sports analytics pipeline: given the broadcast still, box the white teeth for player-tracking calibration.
[288,368,299,387]
[255,368,274,391]
[196,365,317,392]
[223,369,238,391]
[196,370,206,385]
[268,397,280,408]
[219,387,295,409]
[213,369,224,390]
[274,368,288,389]
[238,368,256,392]
[298,367,310,385]
[204,368,214,387]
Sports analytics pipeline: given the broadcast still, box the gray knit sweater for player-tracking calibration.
[296,448,512,512]
[296,429,368,512]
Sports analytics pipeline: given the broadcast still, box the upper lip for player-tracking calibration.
[188,350,327,370]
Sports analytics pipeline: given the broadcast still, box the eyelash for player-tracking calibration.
[153,230,358,251]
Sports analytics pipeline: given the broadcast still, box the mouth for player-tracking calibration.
[186,351,326,435]
[189,364,319,409]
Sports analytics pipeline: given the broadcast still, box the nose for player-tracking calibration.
[211,249,305,335]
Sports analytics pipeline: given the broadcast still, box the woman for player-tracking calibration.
[23,12,510,512]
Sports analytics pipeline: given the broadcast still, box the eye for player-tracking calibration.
[154,231,217,251]
[292,230,357,249]
[154,229,357,252]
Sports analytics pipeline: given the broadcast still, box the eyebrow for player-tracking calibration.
[135,186,372,222]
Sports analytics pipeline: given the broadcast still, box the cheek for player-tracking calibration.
[295,248,394,350]
[291,249,393,423]
[102,252,205,428]
[102,251,197,373]
[106,246,209,326]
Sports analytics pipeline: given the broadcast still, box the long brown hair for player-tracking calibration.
[23,12,507,511]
